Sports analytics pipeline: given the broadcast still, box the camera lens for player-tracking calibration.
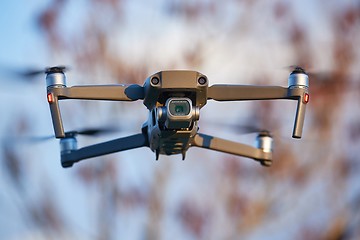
[164,98,194,129]
[175,105,184,113]
[169,99,190,116]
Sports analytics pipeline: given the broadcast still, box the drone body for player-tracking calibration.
[45,68,309,168]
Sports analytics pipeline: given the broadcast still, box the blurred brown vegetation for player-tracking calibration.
[2,0,360,239]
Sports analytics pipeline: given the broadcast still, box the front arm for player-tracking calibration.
[47,84,144,138]
[207,85,309,138]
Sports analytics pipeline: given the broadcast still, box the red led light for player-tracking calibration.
[47,93,54,103]
[304,93,309,103]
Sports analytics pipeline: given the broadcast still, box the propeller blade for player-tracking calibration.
[232,124,265,134]
[70,126,121,136]
[45,65,68,74]
[285,65,308,74]
[15,135,55,143]
[16,69,46,78]
[14,126,121,143]
[284,65,328,76]
[284,64,348,80]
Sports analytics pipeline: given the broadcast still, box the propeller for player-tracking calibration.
[64,126,120,138]
[284,64,354,81]
[0,65,68,81]
[285,65,308,75]
[284,64,332,77]
[229,124,270,136]
[15,126,121,143]
[45,66,68,74]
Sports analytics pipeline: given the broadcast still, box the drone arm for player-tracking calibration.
[61,133,149,168]
[208,85,289,101]
[50,84,144,101]
[48,96,65,138]
[288,87,308,138]
[207,85,309,138]
[47,84,144,138]
[191,133,272,165]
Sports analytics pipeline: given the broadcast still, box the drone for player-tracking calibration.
[44,67,309,168]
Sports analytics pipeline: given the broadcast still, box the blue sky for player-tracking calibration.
[0,1,48,68]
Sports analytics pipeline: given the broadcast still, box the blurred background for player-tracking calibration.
[1,0,360,239]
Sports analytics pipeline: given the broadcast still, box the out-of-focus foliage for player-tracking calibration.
[2,0,360,239]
